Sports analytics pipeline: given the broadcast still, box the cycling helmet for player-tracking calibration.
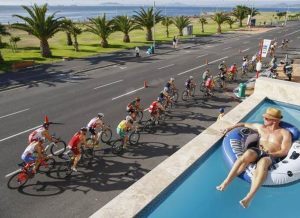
[159,92,164,98]
[80,127,88,132]
[163,87,169,92]
[37,137,45,143]
[126,115,133,123]
[189,76,193,79]
[170,77,175,82]
[135,97,141,102]
[219,108,225,113]
[98,113,104,118]
[166,82,171,88]
[43,122,50,129]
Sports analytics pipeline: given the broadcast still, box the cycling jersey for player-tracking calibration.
[205,78,213,89]
[149,101,158,113]
[117,120,127,131]
[185,79,193,88]
[87,117,102,129]
[242,61,248,69]
[202,71,208,81]
[28,127,46,143]
[229,65,237,74]
[68,132,82,155]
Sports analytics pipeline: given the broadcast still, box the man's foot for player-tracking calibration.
[216,182,228,191]
[239,198,251,208]
[71,167,78,172]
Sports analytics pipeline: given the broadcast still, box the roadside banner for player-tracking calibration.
[261,39,272,58]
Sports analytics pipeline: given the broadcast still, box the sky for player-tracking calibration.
[0,0,298,7]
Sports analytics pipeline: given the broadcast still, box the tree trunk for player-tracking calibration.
[217,24,222,34]
[73,35,79,52]
[230,24,232,29]
[101,38,108,48]
[123,34,130,43]
[66,32,73,46]
[166,27,169,38]
[0,50,4,63]
[146,28,152,41]
[201,23,204,33]
[40,38,52,58]
[179,29,183,36]
[239,19,243,27]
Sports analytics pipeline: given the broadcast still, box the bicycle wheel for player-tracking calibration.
[112,140,124,155]
[143,119,153,132]
[136,111,144,122]
[7,171,29,189]
[100,128,112,143]
[159,112,166,122]
[39,157,56,173]
[173,92,179,102]
[181,90,188,101]
[63,160,73,177]
[82,147,94,161]
[191,87,195,96]
[129,131,140,146]
[50,140,66,156]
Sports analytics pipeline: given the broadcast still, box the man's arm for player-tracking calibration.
[269,130,292,158]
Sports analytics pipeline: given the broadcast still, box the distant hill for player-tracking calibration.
[99,2,123,6]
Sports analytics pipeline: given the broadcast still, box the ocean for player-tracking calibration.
[0,5,299,24]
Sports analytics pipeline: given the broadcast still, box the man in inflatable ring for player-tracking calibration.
[216,107,292,208]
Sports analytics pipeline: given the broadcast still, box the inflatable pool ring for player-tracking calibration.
[222,122,300,186]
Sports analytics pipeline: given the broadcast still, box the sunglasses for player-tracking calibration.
[264,117,276,122]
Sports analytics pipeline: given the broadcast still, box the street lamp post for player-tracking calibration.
[153,1,156,54]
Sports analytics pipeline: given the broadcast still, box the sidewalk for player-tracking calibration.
[0,32,244,92]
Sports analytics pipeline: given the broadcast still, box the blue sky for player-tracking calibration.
[0,0,297,6]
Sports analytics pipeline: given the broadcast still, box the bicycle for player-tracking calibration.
[181,85,196,101]
[169,88,179,102]
[143,110,166,131]
[202,87,214,99]
[111,126,141,155]
[7,155,55,189]
[45,135,67,157]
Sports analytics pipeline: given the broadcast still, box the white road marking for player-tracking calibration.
[243,41,249,44]
[144,108,149,112]
[119,66,127,70]
[196,54,207,58]
[94,80,123,90]
[177,56,228,75]
[184,50,191,53]
[223,47,232,50]
[158,64,175,70]
[0,125,41,143]
[0,108,30,119]
[112,87,144,101]
[241,48,250,52]
[284,29,300,37]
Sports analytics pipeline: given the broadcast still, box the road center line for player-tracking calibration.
[158,64,175,70]
[177,56,228,76]
[0,108,30,119]
[241,48,250,52]
[196,54,207,58]
[94,80,123,90]
[0,125,41,143]
[284,29,300,37]
[223,47,232,50]
[112,87,144,101]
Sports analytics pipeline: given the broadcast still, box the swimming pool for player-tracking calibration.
[139,99,300,218]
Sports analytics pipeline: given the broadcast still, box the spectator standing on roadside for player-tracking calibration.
[176,36,179,48]
[217,108,225,120]
[173,36,176,48]
[135,46,140,57]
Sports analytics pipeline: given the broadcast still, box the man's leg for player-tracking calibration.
[72,154,81,171]
[239,157,272,208]
[216,150,257,191]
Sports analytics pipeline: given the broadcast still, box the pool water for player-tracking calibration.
[140,99,300,218]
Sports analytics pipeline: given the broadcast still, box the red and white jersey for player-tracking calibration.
[21,141,37,159]
[149,101,158,113]
[28,127,46,143]
[87,117,103,129]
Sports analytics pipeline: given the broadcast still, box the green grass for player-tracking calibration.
[0,12,276,72]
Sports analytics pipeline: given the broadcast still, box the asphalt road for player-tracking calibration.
[0,22,299,218]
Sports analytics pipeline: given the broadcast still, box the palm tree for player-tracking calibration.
[9,36,21,52]
[276,12,287,21]
[161,17,173,38]
[12,4,63,57]
[211,12,229,34]
[113,15,142,43]
[199,16,208,33]
[247,7,260,17]
[85,14,114,48]
[133,7,162,41]
[62,18,73,46]
[173,16,191,36]
[232,5,248,27]
[0,23,11,62]
[226,17,236,29]
[69,24,82,52]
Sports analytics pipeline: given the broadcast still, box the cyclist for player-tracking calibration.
[28,122,56,144]
[270,43,275,57]
[148,98,166,122]
[86,113,105,145]
[204,75,214,96]
[202,69,210,82]
[126,97,142,121]
[242,58,249,77]
[67,127,88,172]
[185,76,196,97]
[116,116,134,149]
[162,85,173,108]
[21,137,45,174]
[228,63,238,81]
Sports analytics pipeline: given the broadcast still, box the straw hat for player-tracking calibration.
[263,107,283,120]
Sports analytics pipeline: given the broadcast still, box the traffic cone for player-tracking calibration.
[144,81,148,88]
[44,115,49,123]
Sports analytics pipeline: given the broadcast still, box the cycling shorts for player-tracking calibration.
[69,146,80,156]
[22,154,36,164]
[89,127,96,136]
[117,128,127,138]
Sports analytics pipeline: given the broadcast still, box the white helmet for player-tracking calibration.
[126,115,133,123]
[98,113,104,118]
[170,77,175,82]
[189,76,193,79]
[163,87,169,92]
